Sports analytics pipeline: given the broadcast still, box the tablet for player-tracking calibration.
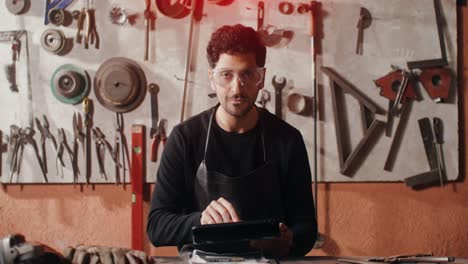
[192,219,280,245]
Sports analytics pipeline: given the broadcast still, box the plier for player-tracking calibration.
[11,127,47,183]
[56,128,78,182]
[113,113,131,184]
[92,127,121,180]
[150,119,167,162]
[35,115,58,173]
[73,112,85,163]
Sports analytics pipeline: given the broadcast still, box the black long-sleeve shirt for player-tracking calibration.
[147,106,317,257]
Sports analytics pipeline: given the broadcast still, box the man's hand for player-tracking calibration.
[201,197,240,224]
[250,223,293,257]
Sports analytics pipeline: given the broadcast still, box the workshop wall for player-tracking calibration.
[1,0,468,258]
[0,0,459,184]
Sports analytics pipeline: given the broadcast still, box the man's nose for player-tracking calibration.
[231,75,245,92]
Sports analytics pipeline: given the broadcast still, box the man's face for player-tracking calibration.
[209,52,265,118]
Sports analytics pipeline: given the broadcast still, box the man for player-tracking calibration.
[147,24,317,257]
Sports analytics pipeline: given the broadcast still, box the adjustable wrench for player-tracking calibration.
[272,76,287,119]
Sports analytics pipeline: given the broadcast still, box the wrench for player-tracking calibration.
[272,75,287,119]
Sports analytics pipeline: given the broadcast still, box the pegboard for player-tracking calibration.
[0,0,458,184]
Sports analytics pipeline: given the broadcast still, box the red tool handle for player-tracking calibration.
[150,135,158,162]
[131,125,145,251]
[150,135,166,162]
[309,1,316,37]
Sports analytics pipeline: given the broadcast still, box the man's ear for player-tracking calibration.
[259,68,266,90]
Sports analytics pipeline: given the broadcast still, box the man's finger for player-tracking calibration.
[205,205,223,223]
[217,197,240,222]
[210,199,233,223]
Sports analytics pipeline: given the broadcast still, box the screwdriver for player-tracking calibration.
[433,117,445,187]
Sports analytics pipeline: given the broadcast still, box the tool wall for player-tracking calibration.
[0,0,458,184]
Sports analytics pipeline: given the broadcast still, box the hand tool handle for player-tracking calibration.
[84,8,91,49]
[76,9,85,43]
[433,117,443,144]
[309,1,316,37]
[150,135,158,162]
[275,89,282,118]
[257,1,264,31]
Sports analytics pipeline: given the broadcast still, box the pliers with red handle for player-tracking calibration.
[150,119,167,162]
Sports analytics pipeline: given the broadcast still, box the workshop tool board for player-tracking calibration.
[0,0,458,183]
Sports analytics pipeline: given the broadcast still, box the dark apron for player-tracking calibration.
[194,106,284,221]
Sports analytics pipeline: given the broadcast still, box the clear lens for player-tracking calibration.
[212,68,264,87]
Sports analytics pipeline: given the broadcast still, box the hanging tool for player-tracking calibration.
[257,90,271,108]
[10,127,47,183]
[374,67,418,137]
[76,2,85,44]
[114,113,131,184]
[5,0,30,15]
[278,1,294,15]
[56,128,79,182]
[35,115,59,174]
[272,76,287,119]
[155,0,190,19]
[93,127,120,180]
[41,29,66,55]
[148,83,160,161]
[404,118,444,188]
[180,0,201,122]
[1,30,25,92]
[109,6,129,25]
[355,7,372,55]
[0,130,6,178]
[7,125,20,179]
[150,119,167,162]
[44,0,75,25]
[257,1,264,31]
[383,101,412,171]
[131,124,146,250]
[76,0,99,49]
[72,112,85,175]
[321,66,385,176]
[419,67,452,103]
[85,1,99,49]
[407,0,448,69]
[433,117,445,186]
[83,97,93,184]
[144,0,156,61]
[308,1,324,249]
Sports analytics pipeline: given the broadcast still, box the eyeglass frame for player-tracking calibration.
[210,67,266,87]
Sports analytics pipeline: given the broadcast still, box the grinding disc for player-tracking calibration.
[48,8,66,26]
[5,0,28,15]
[51,64,90,105]
[94,57,147,113]
[41,28,66,54]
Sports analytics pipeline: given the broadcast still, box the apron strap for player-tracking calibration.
[259,108,266,163]
[203,107,216,162]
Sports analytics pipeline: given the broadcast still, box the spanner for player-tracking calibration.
[272,75,287,119]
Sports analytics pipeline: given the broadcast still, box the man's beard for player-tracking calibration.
[222,95,255,117]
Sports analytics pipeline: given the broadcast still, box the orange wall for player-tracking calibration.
[1,5,467,258]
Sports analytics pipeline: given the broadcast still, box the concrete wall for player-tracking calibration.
[0,3,467,258]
